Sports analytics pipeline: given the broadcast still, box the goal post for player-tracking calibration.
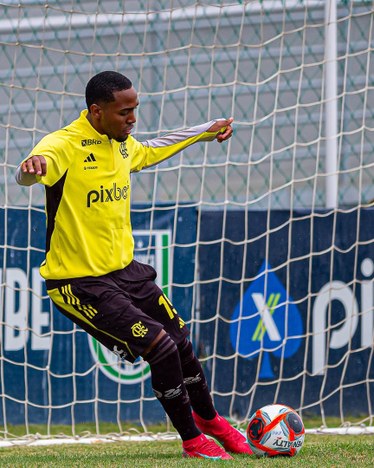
[1,0,373,441]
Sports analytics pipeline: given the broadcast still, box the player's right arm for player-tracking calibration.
[15,155,47,186]
[15,132,69,187]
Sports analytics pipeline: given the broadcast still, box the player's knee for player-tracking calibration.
[144,332,177,366]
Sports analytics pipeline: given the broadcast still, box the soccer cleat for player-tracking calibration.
[182,433,233,460]
[192,411,253,455]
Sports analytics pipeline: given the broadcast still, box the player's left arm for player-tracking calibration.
[129,118,233,172]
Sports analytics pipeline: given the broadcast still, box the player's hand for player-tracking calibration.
[208,117,234,143]
[21,155,47,176]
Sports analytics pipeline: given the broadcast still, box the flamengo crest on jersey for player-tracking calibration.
[119,141,129,158]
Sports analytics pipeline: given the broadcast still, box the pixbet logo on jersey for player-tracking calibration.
[230,260,303,379]
[86,182,129,207]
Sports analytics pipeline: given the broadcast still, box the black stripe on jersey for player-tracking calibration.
[45,170,68,255]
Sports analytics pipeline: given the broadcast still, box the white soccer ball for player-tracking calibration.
[246,404,305,457]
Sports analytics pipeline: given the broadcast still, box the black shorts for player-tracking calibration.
[46,260,189,363]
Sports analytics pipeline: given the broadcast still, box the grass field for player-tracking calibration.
[0,435,373,467]
[0,421,373,468]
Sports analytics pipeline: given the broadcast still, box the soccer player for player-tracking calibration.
[15,71,252,460]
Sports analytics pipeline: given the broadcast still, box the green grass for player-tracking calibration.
[0,419,373,467]
[0,414,370,438]
[0,435,373,467]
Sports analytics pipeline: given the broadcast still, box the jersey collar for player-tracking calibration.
[78,109,111,143]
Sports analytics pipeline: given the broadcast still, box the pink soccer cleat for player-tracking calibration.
[182,433,233,459]
[192,411,253,455]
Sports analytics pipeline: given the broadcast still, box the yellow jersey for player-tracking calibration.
[18,110,219,280]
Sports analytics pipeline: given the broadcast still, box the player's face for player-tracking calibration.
[95,87,139,142]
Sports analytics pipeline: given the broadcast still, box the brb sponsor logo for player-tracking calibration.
[81,139,102,146]
[230,258,374,377]
[86,182,129,207]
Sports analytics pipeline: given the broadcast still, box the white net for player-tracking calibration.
[0,0,373,441]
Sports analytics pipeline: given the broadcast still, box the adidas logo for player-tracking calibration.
[84,153,96,163]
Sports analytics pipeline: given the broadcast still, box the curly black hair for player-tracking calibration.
[85,71,132,110]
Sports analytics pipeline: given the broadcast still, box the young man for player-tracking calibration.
[16,71,252,460]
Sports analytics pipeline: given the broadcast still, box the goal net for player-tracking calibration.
[1,0,373,442]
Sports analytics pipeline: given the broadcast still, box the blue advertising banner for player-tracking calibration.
[1,207,373,424]
[0,205,197,425]
[198,208,374,418]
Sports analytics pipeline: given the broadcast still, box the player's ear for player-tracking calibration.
[89,103,102,119]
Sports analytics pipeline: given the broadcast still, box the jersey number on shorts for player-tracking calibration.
[158,294,185,328]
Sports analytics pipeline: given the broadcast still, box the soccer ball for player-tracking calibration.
[246,404,305,457]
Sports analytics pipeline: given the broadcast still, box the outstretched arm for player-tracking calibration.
[130,117,234,172]
[15,155,47,186]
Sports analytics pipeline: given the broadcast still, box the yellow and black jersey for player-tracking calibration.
[16,110,220,280]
